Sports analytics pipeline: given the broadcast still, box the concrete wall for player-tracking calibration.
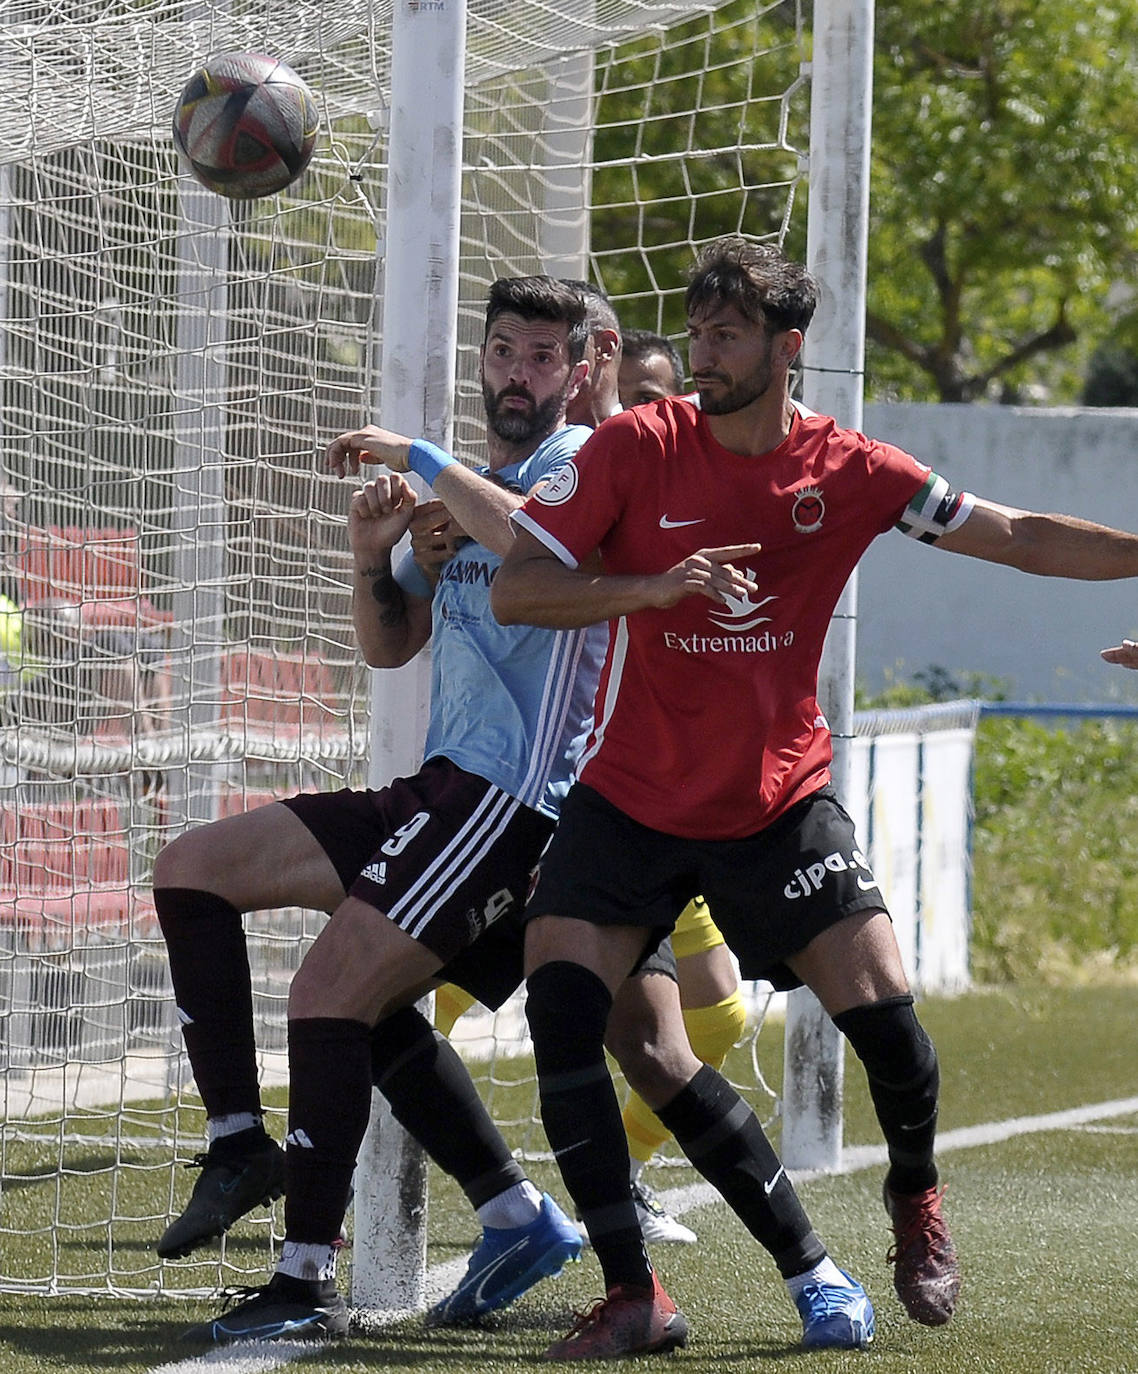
[856,404,1138,703]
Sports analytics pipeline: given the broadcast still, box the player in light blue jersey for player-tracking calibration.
[398,423,600,818]
[155,277,598,1340]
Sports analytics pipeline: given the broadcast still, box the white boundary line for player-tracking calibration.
[145,1093,1138,1374]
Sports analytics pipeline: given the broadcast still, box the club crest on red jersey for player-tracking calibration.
[791,484,825,534]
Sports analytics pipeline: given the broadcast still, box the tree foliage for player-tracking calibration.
[867,0,1138,401]
[588,0,1138,405]
[588,0,805,336]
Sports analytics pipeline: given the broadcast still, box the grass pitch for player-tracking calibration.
[2,984,1137,1373]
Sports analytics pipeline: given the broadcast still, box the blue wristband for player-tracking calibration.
[407,439,458,486]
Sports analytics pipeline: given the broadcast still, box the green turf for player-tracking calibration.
[2,984,1137,1372]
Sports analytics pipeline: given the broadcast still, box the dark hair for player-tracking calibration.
[685,236,818,335]
[560,278,622,342]
[620,328,685,393]
[485,276,589,364]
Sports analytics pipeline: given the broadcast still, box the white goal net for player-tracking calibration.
[0,0,912,1304]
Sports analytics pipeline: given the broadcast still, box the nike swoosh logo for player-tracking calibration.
[899,1110,937,1132]
[855,875,879,891]
[471,1236,531,1307]
[763,1165,786,1195]
[659,515,705,529]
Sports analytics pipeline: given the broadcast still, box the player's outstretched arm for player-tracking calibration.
[1101,640,1138,670]
[492,528,761,629]
[935,496,1138,579]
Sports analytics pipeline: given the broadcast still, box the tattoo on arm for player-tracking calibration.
[361,565,407,628]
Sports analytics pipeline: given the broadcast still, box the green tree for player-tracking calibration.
[867,0,1138,402]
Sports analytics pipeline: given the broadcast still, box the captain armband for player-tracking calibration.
[894,473,976,544]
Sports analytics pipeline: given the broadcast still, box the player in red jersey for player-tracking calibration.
[493,235,1138,1357]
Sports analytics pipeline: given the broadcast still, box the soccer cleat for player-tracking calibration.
[631,1179,697,1245]
[575,1180,697,1248]
[181,1272,349,1344]
[542,1271,688,1361]
[427,1192,583,1327]
[157,1128,285,1260]
[795,1270,875,1350]
[884,1181,961,1325]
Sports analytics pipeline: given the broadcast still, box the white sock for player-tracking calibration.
[784,1255,850,1300]
[207,1112,262,1145]
[477,1179,543,1230]
[629,1159,644,1184]
[278,1240,339,1283]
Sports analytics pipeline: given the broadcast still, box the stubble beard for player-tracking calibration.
[696,335,776,416]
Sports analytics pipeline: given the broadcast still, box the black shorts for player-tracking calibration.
[526,782,887,991]
[280,757,553,1010]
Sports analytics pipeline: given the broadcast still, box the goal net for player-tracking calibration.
[0,0,901,1303]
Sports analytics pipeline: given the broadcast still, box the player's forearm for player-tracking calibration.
[352,556,431,666]
[1014,513,1138,580]
[492,553,656,628]
[948,504,1138,580]
[428,461,522,558]
[401,447,519,560]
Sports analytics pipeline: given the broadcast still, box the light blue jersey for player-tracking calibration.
[396,425,605,819]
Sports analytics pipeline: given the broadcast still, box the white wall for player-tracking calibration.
[846,720,973,995]
[857,404,1138,703]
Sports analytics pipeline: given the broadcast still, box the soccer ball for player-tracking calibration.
[172,52,319,199]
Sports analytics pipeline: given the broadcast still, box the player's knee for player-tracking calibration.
[370,1005,436,1088]
[607,985,702,1102]
[152,829,205,888]
[834,993,938,1091]
[682,989,748,1068]
[526,961,612,1073]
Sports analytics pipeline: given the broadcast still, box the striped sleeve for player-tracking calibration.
[895,471,976,543]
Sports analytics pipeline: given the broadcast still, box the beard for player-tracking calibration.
[483,377,570,444]
[695,337,776,415]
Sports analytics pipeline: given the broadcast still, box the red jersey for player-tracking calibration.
[511,398,936,840]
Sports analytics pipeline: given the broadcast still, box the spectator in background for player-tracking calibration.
[0,592,19,698]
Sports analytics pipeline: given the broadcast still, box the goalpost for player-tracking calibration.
[0,0,899,1307]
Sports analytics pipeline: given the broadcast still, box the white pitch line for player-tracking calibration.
[145,1092,1138,1374]
[150,1341,325,1374]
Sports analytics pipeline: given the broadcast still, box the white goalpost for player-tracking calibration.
[0,0,937,1310]
[786,0,876,1173]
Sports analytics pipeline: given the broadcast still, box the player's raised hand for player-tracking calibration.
[326,425,413,477]
[652,543,762,608]
[348,474,417,563]
[1101,639,1138,670]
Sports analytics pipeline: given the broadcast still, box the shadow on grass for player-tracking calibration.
[0,1309,192,1368]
